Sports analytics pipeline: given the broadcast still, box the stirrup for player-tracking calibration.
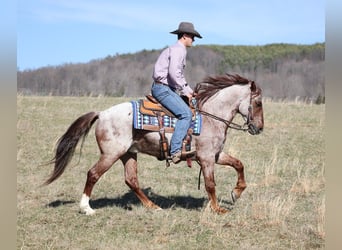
[181,149,196,159]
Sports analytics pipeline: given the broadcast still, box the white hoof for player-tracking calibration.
[81,206,96,215]
[79,194,96,215]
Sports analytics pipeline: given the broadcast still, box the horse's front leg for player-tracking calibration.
[121,152,162,210]
[216,151,247,203]
[200,160,228,214]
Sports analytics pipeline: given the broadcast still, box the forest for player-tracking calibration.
[17,43,325,102]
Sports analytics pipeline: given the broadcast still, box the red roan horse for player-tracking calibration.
[44,73,264,214]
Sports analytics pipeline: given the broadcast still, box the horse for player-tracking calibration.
[44,73,264,215]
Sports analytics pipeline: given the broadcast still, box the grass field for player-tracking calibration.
[17,96,325,249]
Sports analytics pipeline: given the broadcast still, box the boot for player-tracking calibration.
[171,149,196,164]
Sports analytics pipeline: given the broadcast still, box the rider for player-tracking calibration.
[151,22,202,164]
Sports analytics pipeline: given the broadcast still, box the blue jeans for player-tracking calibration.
[151,83,192,155]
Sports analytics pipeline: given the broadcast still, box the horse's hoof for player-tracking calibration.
[209,204,229,214]
[231,191,238,204]
[146,203,162,211]
[216,207,229,214]
[152,205,163,211]
[86,209,96,215]
[80,206,96,215]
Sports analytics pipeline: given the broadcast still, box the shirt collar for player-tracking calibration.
[176,40,186,49]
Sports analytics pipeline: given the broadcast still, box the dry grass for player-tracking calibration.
[17,96,325,249]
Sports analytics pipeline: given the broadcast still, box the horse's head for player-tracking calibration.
[195,73,264,134]
[238,81,264,135]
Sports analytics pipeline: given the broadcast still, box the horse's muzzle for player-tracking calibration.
[248,123,263,135]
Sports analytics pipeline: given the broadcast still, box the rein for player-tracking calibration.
[193,90,254,132]
[197,109,249,131]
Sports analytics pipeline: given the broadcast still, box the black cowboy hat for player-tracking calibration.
[170,22,202,39]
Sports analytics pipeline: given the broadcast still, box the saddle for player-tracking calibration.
[139,95,197,167]
[140,95,196,119]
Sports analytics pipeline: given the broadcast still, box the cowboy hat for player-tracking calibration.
[170,22,202,38]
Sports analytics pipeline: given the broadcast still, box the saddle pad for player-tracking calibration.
[131,100,202,135]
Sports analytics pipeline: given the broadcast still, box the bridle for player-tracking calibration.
[194,87,255,132]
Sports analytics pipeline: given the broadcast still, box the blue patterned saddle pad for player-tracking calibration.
[131,100,202,135]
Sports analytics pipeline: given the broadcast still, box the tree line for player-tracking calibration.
[17,43,325,103]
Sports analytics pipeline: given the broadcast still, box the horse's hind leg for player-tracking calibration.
[216,152,247,203]
[121,152,162,210]
[80,153,118,215]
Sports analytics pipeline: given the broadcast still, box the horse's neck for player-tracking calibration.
[202,84,248,121]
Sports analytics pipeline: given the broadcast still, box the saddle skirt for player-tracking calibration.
[131,98,202,135]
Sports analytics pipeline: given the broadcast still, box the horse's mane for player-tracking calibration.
[194,73,251,108]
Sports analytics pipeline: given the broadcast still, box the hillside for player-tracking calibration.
[17,43,325,102]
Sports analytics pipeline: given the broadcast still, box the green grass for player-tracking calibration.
[17,96,325,249]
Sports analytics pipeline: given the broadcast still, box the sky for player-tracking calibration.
[17,0,325,70]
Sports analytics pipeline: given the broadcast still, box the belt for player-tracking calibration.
[154,81,189,88]
[154,81,169,87]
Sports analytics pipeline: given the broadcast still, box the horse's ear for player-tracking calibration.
[250,81,256,92]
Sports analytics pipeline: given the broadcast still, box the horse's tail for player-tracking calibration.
[43,111,99,185]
